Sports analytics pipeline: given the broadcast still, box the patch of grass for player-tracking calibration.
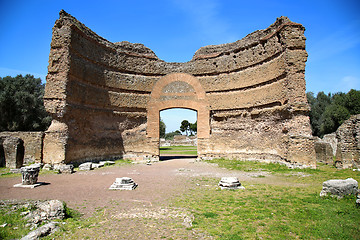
[113,159,132,166]
[174,179,360,239]
[172,159,360,239]
[0,168,21,178]
[205,158,320,174]
[160,146,197,155]
[0,205,31,239]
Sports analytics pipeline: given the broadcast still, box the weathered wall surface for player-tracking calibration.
[0,132,44,167]
[43,10,316,167]
[335,115,360,169]
[314,133,337,165]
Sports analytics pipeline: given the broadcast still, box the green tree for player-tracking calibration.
[307,91,331,137]
[320,104,350,134]
[190,121,197,136]
[0,74,51,131]
[307,89,360,137]
[180,120,190,136]
[345,89,360,115]
[165,130,181,140]
[159,118,166,138]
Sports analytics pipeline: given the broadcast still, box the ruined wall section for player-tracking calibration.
[0,132,44,167]
[335,114,360,169]
[43,11,166,163]
[44,11,315,167]
[186,17,314,167]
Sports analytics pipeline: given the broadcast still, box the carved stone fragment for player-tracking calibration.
[109,177,137,190]
[219,177,245,190]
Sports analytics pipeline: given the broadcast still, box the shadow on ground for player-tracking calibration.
[159,155,197,161]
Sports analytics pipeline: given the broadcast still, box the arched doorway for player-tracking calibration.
[160,108,198,160]
[147,73,210,158]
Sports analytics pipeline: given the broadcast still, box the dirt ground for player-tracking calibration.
[0,156,296,239]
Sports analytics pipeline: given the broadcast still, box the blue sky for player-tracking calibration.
[1,0,359,133]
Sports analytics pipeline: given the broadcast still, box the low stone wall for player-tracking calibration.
[0,132,44,168]
[160,136,197,146]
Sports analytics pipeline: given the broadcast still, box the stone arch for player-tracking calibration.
[147,73,210,141]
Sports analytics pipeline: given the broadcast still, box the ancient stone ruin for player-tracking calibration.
[109,177,138,190]
[43,10,316,168]
[218,177,245,190]
[0,132,44,168]
[335,114,360,169]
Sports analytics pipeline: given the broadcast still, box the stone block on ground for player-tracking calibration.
[109,177,137,190]
[20,221,58,240]
[218,177,245,190]
[55,164,74,174]
[42,164,53,171]
[92,162,104,168]
[78,162,93,171]
[320,178,358,198]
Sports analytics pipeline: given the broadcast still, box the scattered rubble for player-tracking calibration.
[0,200,66,239]
[54,164,74,174]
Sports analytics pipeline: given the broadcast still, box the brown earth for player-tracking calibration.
[0,157,300,239]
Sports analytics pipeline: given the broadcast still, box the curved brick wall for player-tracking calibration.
[43,10,315,167]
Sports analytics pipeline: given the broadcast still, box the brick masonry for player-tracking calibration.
[42,10,316,167]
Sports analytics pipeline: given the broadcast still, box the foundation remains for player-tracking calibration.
[43,10,316,168]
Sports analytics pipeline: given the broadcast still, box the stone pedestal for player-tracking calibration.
[109,177,137,190]
[219,177,245,190]
[14,166,42,188]
[21,166,40,185]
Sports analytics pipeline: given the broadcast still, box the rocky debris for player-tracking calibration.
[93,161,116,168]
[218,177,245,190]
[20,221,59,240]
[42,163,53,171]
[54,164,74,174]
[23,200,65,225]
[79,162,93,171]
[320,178,358,198]
[0,200,65,238]
[109,177,137,190]
[102,160,115,165]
